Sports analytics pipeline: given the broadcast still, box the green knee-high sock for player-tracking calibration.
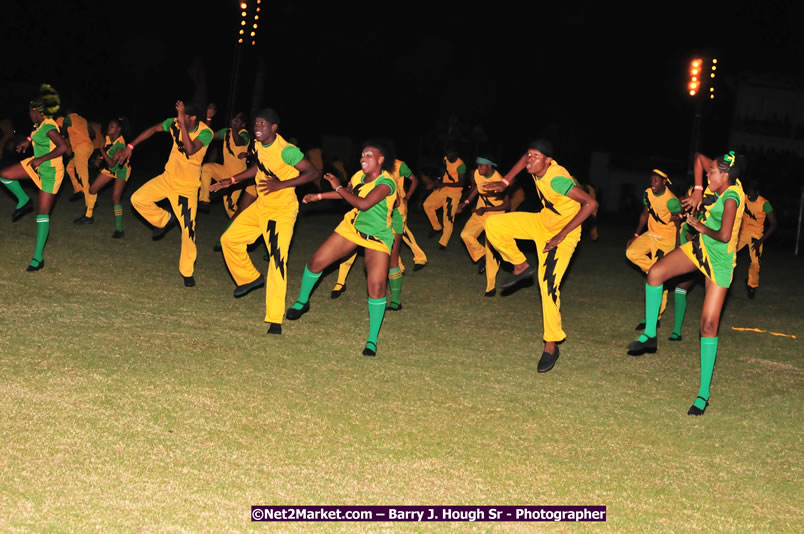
[366,296,387,350]
[639,282,663,341]
[114,204,124,232]
[1,178,30,208]
[672,287,687,337]
[695,337,718,409]
[32,215,50,264]
[388,266,402,308]
[291,265,322,310]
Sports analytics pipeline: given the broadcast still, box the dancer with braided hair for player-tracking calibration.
[0,84,68,271]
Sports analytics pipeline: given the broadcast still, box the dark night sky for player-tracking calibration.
[2,1,802,174]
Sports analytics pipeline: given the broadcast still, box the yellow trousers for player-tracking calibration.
[737,232,763,288]
[460,212,502,292]
[626,232,674,318]
[397,201,427,264]
[66,144,97,215]
[221,200,298,324]
[423,187,462,247]
[130,173,199,277]
[485,212,581,342]
[200,162,251,218]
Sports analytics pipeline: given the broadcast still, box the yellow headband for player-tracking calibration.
[652,168,671,184]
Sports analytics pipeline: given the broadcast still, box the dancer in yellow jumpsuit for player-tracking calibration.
[209,108,320,335]
[423,145,466,248]
[625,169,681,329]
[457,155,509,296]
[115,101,213,287]
[484,140,598,373]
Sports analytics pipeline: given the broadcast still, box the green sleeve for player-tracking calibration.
[239,130,251,144]
[377,176,396,195]
[161,118,175,132]
[196,128,213,147]
[40,123,58,136]
[399,162,413,178]
[281,145,304,166]
[216,128,228,138]
[63,116,72,128]
[666,197,683,214]
[550,175,575,196]
[457,163,467,175]
[763,201,774,213]
[643,191,649,206]
[723,189,741,208]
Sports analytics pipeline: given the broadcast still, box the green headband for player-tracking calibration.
[476,157,497,167]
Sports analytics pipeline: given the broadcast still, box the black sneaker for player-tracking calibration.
[627,336,657,356]
[386,302,402,311]
[413,263,427,272]
[11,201,33,222]
[537,345,559,373]
[500,264,536,288]
[484,288,496,297]
[74,215,94,224]
[112,230,125,239]
[198,201,210,214]
[747,285,756,299]
[153,213,176,240]
[477,258,486,274]
[183,275,196,287]
[69,191,83,202]
[362,342,377,357]
[330,284,346,299]
[285,301,310,320]
[233,274,265,297]
[266,323,282,335]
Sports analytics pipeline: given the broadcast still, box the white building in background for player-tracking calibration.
[729,77,804,157]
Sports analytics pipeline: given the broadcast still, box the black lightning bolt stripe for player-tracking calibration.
[225,129,235,157]
[543,247,560,304]
[487,239,503,265]
[254,154,279,180]
[655,249,665,261]
[645,191,665,224]
[177,195,195,240]
[537,187,561,216]
[751,236,762,261]
[226,194,236,214]
[691,234,712,278]
[744,205,757,221]
[479,194,493,207]
[266,220,286,280]
[170,121,189,159]
[445,197,455,224]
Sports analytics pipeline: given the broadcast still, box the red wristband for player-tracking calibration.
[634,233,639,237]
[127,144,134,150]
[501,178,510,186]
[230,176,236,185]
[317,193,323,201]
[26,136,32,142]
[694,185,703,191]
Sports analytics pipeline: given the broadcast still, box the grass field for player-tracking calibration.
[0,189,802,533]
